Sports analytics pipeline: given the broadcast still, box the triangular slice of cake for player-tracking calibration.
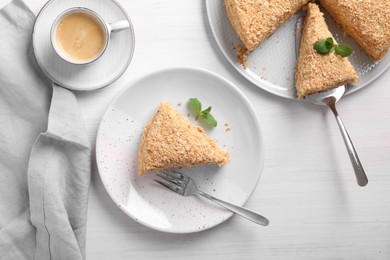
[225,0,310,51]
[295,3,358,99]
[138,102,230,175]
[320,0,390,61]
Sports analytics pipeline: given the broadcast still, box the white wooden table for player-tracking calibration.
[4,0,390,259]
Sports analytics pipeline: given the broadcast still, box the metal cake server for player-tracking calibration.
[295,17,368,187]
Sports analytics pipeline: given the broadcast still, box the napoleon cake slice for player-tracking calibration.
[138,101,230,175]
[224,0,311,52]
[320,0,390,61]
[295,3,358,99]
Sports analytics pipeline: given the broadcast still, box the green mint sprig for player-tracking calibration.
[314,37,353,57]
[189,98,217,127]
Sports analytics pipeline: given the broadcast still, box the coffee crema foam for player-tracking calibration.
[56,12,106,62]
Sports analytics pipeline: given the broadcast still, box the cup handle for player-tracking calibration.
[108,20,130,33]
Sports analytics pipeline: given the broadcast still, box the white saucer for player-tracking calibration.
[96,67,265,233]
[32,0,135,91]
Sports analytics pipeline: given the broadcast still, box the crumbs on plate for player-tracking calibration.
[236,44,249,69]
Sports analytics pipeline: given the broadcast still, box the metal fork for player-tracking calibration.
[155,170,269,226]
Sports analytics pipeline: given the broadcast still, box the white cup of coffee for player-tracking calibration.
[51,7,130,65]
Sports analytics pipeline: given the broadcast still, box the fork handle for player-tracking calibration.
[196,190,269,226]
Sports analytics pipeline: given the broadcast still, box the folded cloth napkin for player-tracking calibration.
[0,0,91,259]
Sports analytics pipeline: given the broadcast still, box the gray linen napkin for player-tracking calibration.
[0,0,91,259]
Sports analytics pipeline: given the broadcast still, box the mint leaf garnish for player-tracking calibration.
[188,98,217,128]
[325,37,334,50]
[314,39,331,54]
[189,98,201,119]
[314,38,352,57]
[200,113,217,127]
[334,44,353,57]
[203,106,212,114]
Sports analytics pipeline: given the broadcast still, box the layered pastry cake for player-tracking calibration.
[320,0,390,61]
[224,0,310,51]
[138,102,230,175]
[295,3,358,99]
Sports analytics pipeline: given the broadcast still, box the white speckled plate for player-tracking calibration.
[96,67,264,233]
[32,0,135,91]
[206,1,390,99]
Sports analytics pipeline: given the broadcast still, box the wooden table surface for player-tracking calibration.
[3,0,390,259]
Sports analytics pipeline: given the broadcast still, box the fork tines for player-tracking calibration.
[154,170,188,195]
[161,170,186,180]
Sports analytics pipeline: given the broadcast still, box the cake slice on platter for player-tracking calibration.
[224,0,311,52]
[295,3,358,99]
[138,101,230,175]
[320,0,390,61]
